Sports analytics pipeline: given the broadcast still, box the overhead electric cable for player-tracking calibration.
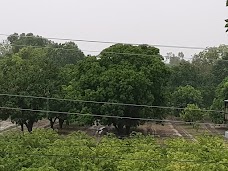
[0,106,225,125]
[9,44,165,58]
[0,93,224,113]
[0,33,206,50]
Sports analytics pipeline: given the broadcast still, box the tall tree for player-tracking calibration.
[211,77,228,123]
[64,44,170,135]
[0,48,59,132]
[3,33,85,130]
[212,54,228,85]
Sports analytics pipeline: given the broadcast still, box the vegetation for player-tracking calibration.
[64,44,170,135]
[0,32,228,133]
[0,2,227,169]
[180,104,204,123]
[172,85,203,109]
[0,129,227,171]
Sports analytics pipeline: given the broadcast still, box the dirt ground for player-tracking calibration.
[0,119,50,134]
[57,121,227,140]
[1,119,227,140]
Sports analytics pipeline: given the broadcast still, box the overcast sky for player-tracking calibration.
[0,0,228,59]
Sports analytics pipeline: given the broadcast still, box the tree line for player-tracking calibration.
[0,33,227,134]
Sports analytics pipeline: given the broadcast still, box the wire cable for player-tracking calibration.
[9,44,165,58]
[0,33,206,50]
[0,93,224,113]
[8,43,228,62]
[2,39,228,62]
[0,106,224,125]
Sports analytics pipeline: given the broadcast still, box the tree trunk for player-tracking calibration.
[125,125,131,135]
[20,124,24,132]
[25,120,34,132]
[114,123,124,136]
[49,119,54,129]
[59,118,64,129]
[49,117,57,130]
[66,120,70,126]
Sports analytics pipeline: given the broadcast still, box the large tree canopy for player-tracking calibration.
[0,48,59,131]
[0,33,85,131]
[168,45,228,109]
[64,44,170,135]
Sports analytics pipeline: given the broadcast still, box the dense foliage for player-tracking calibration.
[0,33,85,132]
[0,32,228,133]
[63,44,170,135]
[168,45,228,123]
[180,104,204,122]
[0,129,228,171]
[0,34,171,134]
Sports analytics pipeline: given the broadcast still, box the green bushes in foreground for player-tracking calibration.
[0,129,228,171]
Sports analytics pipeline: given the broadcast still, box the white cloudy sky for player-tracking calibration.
[0,0,228,59]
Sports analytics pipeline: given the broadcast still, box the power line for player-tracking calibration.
[9,44,164,58]
[0,106,224,125]
[1,36,228,62]
[2,42,228,62]
[0,33,206,50]
[0,93,224,113]
[1,151,228,164]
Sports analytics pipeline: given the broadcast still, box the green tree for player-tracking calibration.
[180,104,204,123]
[46,62,90,129]
[7,33,51,53]
[212,55,228,85]
[172,85,203,115]
[193,45,228,86]
[191,46,227,108]
[168,61,201,90]
[2,33,85,130]
[0,47,60,132]
[211,77,228,123]
[169,46,228,109]
[64,44,170,135]
[46,42,85,67]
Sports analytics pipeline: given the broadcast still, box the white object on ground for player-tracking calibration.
[225,131,228,139]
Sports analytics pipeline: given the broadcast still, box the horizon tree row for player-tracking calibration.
[0,33,227,133]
